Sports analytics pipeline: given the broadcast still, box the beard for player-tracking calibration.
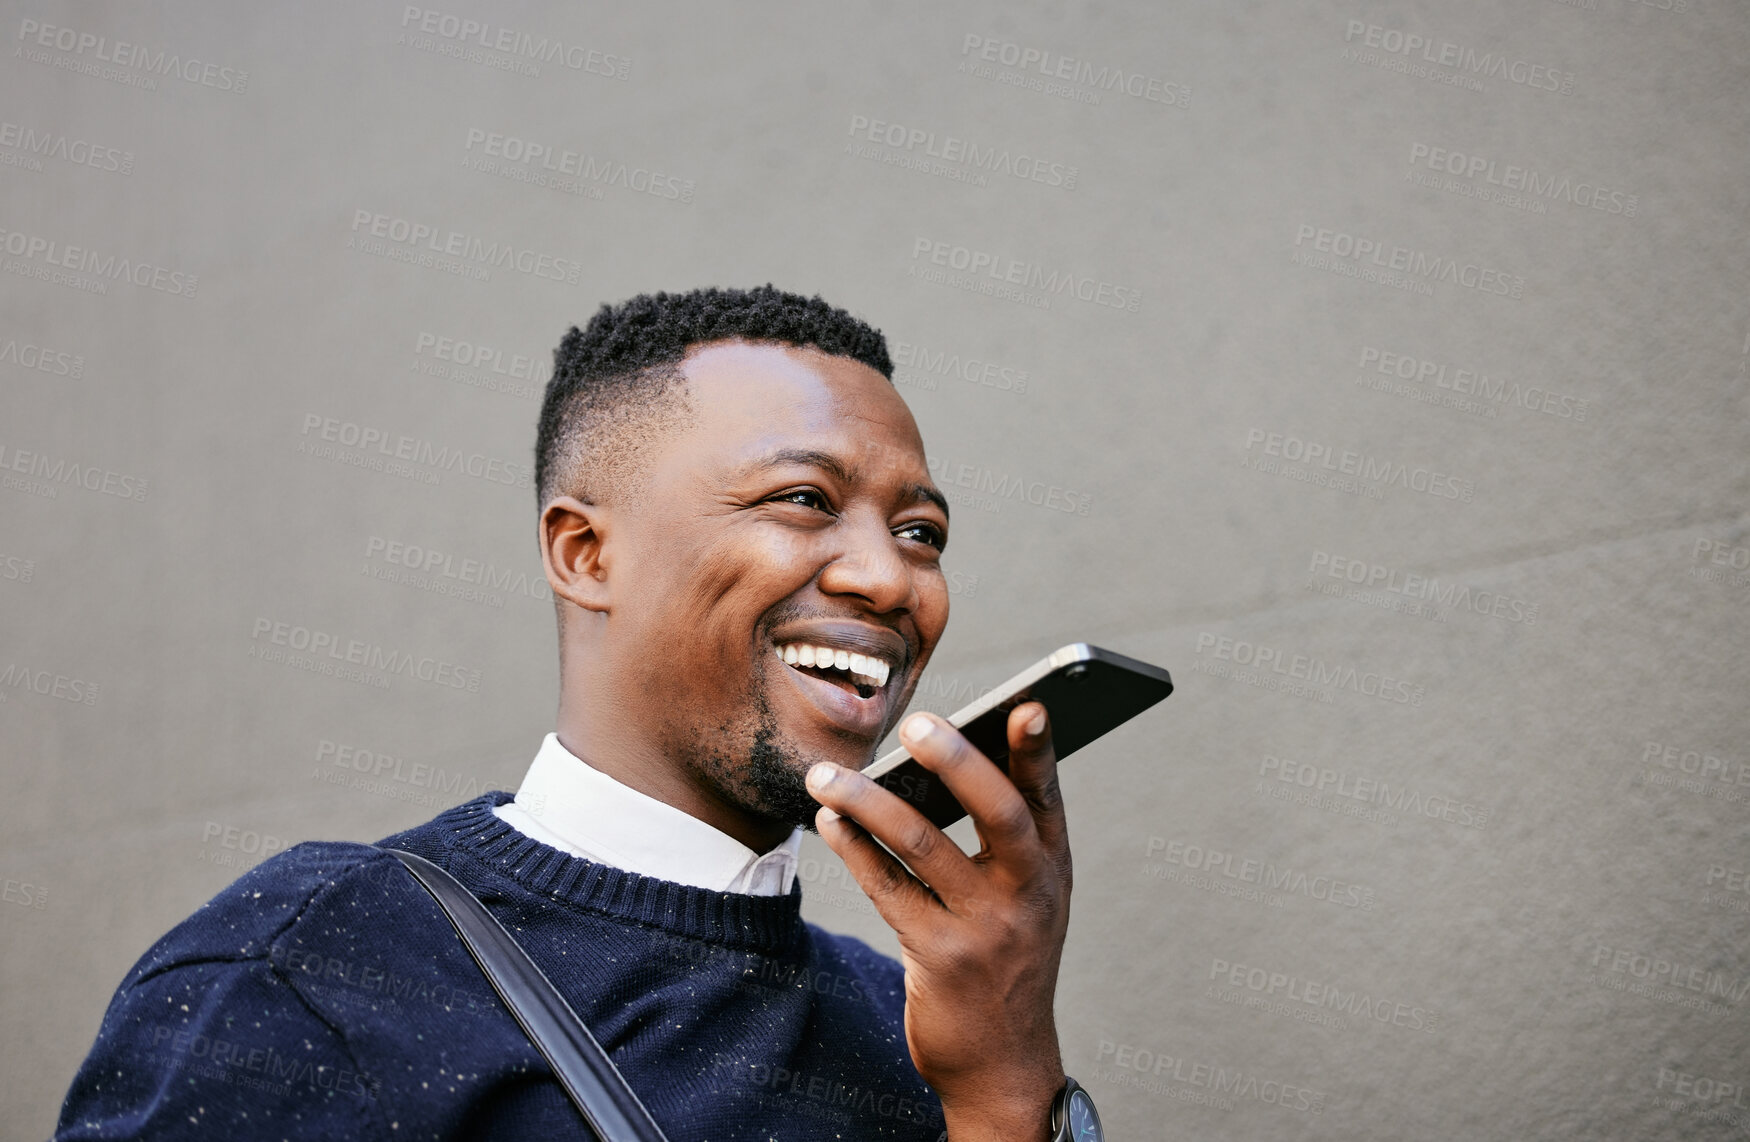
[742,693,828,834]
[682,660,830,836]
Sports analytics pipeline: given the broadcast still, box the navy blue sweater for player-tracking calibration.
[56,792,946,1140]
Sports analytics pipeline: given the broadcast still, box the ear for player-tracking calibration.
[540,496,612,614]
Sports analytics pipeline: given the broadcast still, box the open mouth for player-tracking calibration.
[773,642,890,700]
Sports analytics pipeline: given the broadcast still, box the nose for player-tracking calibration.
[815,509,917,615]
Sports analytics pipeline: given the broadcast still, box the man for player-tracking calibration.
[56,286,1084,1140]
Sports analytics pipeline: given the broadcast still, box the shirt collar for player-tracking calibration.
[494,733,802,896]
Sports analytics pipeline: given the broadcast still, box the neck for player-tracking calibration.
[555,687,798,855]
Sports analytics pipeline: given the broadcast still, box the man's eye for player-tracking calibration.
[896,522,946,550]
[773,489,831,511]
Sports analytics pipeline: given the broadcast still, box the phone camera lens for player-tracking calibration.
[1065,663,1088,680]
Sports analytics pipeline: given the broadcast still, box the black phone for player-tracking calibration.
[859,643,1173,829]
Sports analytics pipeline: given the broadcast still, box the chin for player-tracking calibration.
[754,714,892,828]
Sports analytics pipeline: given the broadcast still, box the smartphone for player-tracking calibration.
[859,643,1173,829]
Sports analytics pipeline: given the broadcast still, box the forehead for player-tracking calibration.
[677,340,928,482]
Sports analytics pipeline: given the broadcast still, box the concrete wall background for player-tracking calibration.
[3,1,1747,1137]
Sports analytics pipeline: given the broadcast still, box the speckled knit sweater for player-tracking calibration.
[55,792,946,1140]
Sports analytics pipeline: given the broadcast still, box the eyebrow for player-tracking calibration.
[743,447,950,522]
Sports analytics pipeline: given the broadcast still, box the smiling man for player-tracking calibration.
[56,287,1083,1141]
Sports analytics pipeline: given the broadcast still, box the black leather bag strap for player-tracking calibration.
[382,847,670,1142]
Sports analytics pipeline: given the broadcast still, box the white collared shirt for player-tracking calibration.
[493,733,803,896]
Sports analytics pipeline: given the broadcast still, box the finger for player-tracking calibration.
[806,760,982,906]
[1002,701,1068,858]
[814,806,998,925]
[811,805,938,932]
[893,712,1041,863]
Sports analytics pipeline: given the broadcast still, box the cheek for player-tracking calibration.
[915,568,951,637]
[664,531,820,643]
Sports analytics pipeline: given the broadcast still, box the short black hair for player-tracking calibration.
[534,285,894,508]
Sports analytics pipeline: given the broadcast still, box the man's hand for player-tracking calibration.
[806,702,1070,1142]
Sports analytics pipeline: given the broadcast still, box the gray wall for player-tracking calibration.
[4,2,1747,1138]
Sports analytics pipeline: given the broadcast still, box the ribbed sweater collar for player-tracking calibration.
[412,792,809,957]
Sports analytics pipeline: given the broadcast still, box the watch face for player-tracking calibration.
[1067,1089,1102,1140]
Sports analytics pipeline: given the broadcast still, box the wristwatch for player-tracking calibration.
[1049,1076,1103,1141]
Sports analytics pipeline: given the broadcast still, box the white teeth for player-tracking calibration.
[775,641,894,689]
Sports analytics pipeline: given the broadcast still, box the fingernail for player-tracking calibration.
[807,763,837,792]
[901,715,936,744]
[817,806,840,825]
[1025,707,1047,737]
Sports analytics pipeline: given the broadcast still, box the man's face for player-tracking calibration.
[604,340,951,831]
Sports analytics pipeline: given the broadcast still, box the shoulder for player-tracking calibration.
[125,790,509,988]
[121,841,401,990]
[57,842,406,1139]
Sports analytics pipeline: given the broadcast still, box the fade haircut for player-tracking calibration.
[534,285,894,510]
